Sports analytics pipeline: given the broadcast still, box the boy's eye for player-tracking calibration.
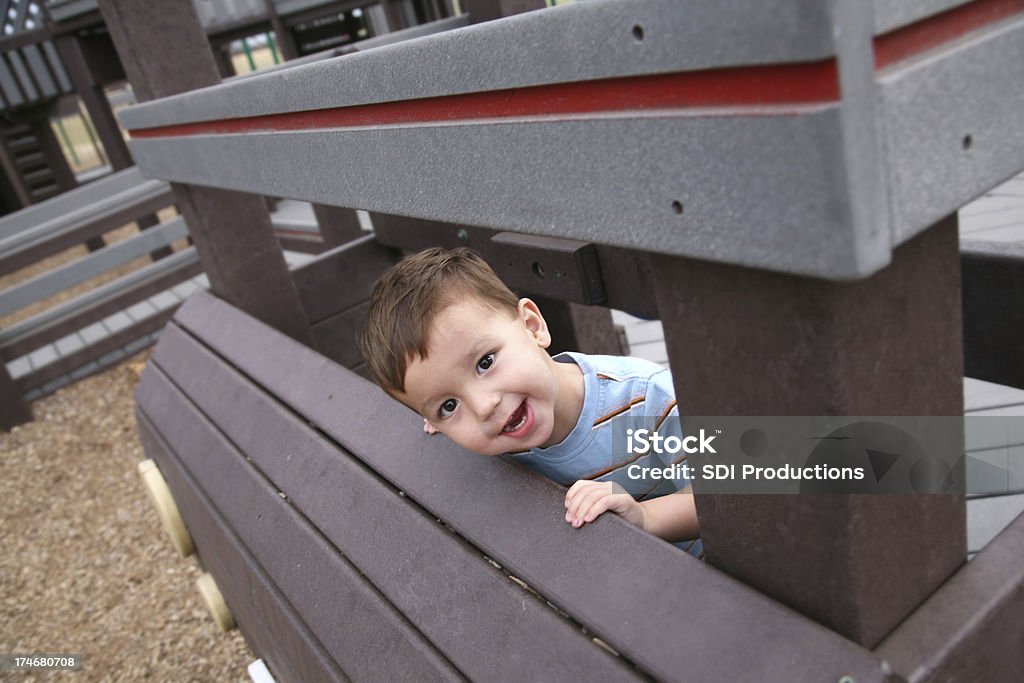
[477,352,495,374]
[439,398,458,418]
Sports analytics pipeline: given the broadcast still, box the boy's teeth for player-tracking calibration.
[503,405,527,433]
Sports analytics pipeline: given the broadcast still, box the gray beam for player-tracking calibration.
[0,217,189,317]
[119,1,1024,281]
[118,0,844,129]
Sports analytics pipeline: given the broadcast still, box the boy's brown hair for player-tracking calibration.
[360,247,519,396]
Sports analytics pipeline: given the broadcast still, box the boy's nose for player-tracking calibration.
[468,391,501,422]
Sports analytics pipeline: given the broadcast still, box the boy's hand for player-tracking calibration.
[564,480,644,529]
[423,419,439,435]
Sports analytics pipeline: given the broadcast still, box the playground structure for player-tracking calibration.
[0,3,467,421]
[34,0,1024,680]
[0,0,458,216]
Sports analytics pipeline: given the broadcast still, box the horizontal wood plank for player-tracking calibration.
[289,235,400,324]
[0,217,188,317]
[137,364,465,682]
[0,183,173,277]
[0,167,156,239]
[16,307,176,392]
[135,413,350,683]
[0,248,201,361]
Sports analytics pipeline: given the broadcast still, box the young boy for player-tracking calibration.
[359,247,701,554]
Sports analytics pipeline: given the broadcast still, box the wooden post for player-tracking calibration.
[54,34,134,172]
[96,0,313,347]
[1,364,32,430]
[311,205,364,248]
[264,0,299,61]
[464,0,546,23]
[651,216,967,648]
[54,32,169,258]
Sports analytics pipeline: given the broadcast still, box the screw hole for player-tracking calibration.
[632,25,644,41]
[962,134,972,150]
[671,200,684,215]
[532,262,545,279]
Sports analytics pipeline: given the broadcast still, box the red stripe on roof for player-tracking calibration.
[127,0,1022,140]
[875,0,1024,70]
[128,61,840,139]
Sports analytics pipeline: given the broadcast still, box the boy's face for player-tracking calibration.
[396,297,576,456]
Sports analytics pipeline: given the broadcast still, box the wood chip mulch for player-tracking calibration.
[1,351,253,682]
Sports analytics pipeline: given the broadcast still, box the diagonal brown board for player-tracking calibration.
[141,325,640,681]
[136,414,350,683]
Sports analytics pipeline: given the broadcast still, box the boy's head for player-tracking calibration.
[361,248,581,455]
[361,247,520,396]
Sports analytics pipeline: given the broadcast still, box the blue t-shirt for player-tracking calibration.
[506,352,702,557]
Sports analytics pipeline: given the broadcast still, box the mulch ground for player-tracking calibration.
[2,247,253,681]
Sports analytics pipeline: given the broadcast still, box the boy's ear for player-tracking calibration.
[518,298,551,348]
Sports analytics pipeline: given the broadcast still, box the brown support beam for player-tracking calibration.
[29,115,78,194]
[0,133,32,209]
[97,0,313,347]
[53,33,133,171]
[1,363,33,430]
[264,0,299,61]
[382,0,410,31]
[54,33,170,257]
[533,296,625,356]
[464,0,546,24]
[310,205,363,248]
[651,215,967,648]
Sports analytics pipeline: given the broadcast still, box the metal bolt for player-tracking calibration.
[456,229,469,243]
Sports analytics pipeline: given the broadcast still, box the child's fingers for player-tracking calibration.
[564,480,609,514]
[567,483,617,526]
[564,479,598,506]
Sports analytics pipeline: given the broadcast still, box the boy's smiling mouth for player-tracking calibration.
[502,399,532,437]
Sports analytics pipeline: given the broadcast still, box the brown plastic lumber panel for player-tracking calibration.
[0,189,173,277]
[489,232,605,305]
[310,205,363,249]
[168,291,897,683]
[961,240,1024,391]
[135,415,350,683]
[289,236,401,325]
[650,215,966,649]
[1,363,32,430]
[276,234,325,255]
[530,295,624,356]
[136,369,464,682]
[371,214,657,318]
[15,307,176,393]
[309,301,370,370]
[876,508,1024,682]
[0,250,201,362]
[144,325,641,682]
